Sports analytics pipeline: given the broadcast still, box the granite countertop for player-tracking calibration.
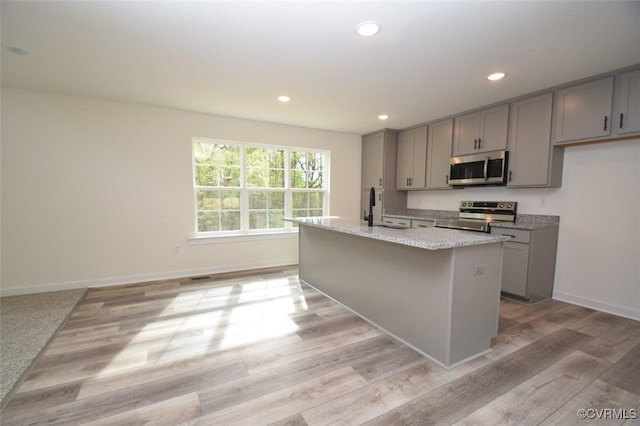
[288,217,510,250]
[383,209,560,230]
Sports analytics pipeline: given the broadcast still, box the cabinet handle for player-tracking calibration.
[474,139,478,149]
[503,234,516,238]
[478,138,482,149]
[379,193,382,202]
[379,178,382,186]
[509,170,512,182]
[406,177,409,186]
[620,113,624,129]
[603,116,608,131]
[409,177,413,186]
[445,174,449,184]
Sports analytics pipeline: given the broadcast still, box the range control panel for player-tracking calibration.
[459,201,517,211]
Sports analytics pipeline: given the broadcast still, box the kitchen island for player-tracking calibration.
[291,217,510,368]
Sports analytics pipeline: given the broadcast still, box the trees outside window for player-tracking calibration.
[193,139,329,235]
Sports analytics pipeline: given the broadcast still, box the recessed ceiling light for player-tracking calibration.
[378,114,390,120]
[6,45,31,55]
[277,95,291,103]
[357,21,380,37]
[487,72,506,81]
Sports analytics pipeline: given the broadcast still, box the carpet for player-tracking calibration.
[0,289,86,408]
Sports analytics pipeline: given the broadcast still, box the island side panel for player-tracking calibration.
[299,224,454,365]
[449,243,502,366]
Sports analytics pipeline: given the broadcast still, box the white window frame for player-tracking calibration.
[190,137,330,241]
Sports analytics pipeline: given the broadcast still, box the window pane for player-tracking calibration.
[247,168,267,188]
[249,191,267,209]
[309,192,324,209]
[197,190,219,210]
[194,142,241,187]
[269,211,284,228]
[247,147,285,188]
[220,167,241,187]
[221,211,241,231]
[291,151,326,189]
[197,190,240,231]
[270,191,285,209]
[194,165,219,186]
[269,169,285,188]
[292,192,307,209]
[249,211,268,230]
[220,191,240,210]
[197,211,220,232]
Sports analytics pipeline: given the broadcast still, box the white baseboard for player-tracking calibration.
[0,258,299,297]
[553,291,640,321]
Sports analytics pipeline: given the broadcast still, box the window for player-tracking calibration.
[193,138,329,236]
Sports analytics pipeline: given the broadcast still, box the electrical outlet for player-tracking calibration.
[473,264,484,275]
[173,244,180,254]
[540,198,547,207]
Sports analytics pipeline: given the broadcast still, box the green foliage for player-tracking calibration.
[194,141,327,233]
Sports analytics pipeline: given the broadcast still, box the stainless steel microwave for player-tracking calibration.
[449,150,509,186]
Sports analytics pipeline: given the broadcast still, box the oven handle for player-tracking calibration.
[483,156,489,181]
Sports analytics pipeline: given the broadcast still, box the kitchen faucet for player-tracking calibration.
[367,187,375,227]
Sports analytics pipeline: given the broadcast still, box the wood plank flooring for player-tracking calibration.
[1,266,639,425]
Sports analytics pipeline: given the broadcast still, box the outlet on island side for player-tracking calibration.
[473,264,485,276]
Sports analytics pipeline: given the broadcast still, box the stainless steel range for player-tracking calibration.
[434,201,517,233]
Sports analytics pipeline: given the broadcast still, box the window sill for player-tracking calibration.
[188,230,299,245]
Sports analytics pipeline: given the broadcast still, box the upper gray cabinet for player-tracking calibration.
[361,129,406,222]
[426,118,453,189]
[507,93,563,188]
[616,69,640,135]
[396,125,427,190]
[362,131,385,189]
[554,77,614,143]
[453,104,509,156]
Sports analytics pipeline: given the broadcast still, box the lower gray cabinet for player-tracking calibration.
[490,227,559,304]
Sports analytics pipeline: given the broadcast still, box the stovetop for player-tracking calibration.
[434,201,517,233]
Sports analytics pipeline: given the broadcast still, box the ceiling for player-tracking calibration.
[2,1,640,135]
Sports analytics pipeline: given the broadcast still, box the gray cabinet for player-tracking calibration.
[554,77,614,143]
[361,129,406,223]
[426,119,454,189]
[616,69,640,135]
[490,227,559,304]
[362,131,385,189]
[396,125,427,190]
[507,93,564,188]
[453,104,509,156]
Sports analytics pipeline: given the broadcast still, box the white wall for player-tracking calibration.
[408,139,640,320]
[0,88,362,295]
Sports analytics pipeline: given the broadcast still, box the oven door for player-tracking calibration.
[449,150,508,186]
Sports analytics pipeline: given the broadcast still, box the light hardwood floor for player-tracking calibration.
[1,266,639,425]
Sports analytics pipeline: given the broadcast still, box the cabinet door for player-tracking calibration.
[411,125,428,189]
[507,93,553,187]
[501,242,530,298]
[479,104,509,152]
[453,111,480,156]
[554,77,614,143]
[427,119,453,189]
[617,70,640,135]
[396,129,414,189]
[362,132,384,189]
